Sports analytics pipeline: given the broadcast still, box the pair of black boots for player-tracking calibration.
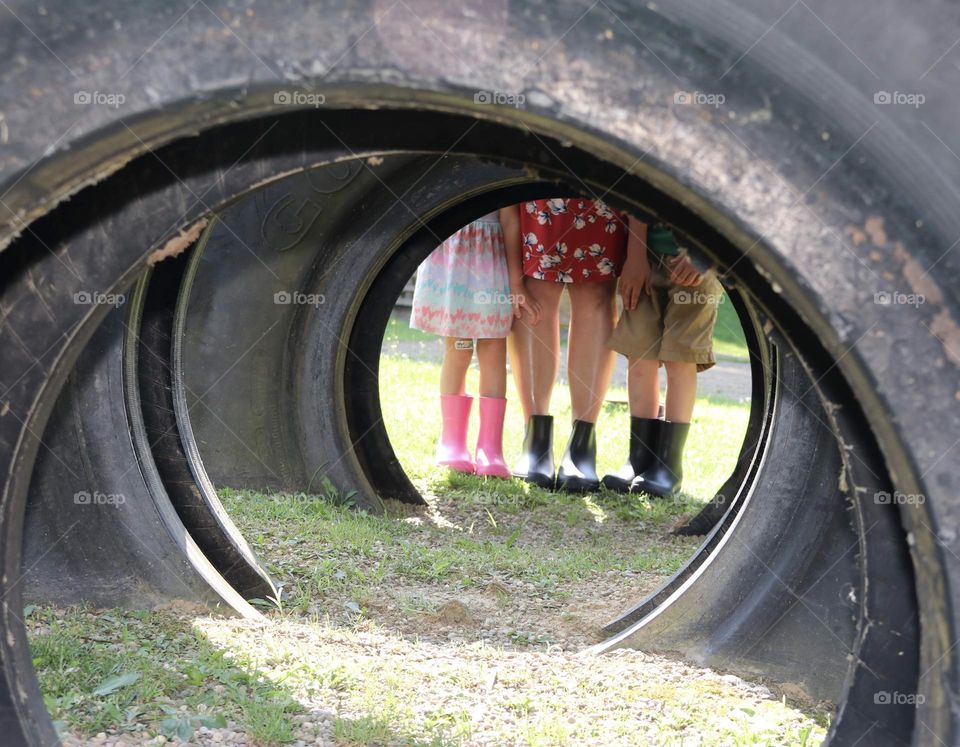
[600,416,689,497]
[513,414,689,497]
[513,415,601,492]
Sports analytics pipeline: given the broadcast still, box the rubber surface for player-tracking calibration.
[22,304,262,616]
[173,154,549,508]
[134,257,278,600]
[596,328,918,741]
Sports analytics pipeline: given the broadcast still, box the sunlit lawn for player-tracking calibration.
[380,350,751,526]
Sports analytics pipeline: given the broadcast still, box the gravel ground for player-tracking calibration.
[57,634,814,747]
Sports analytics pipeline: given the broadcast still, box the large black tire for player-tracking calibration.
[22,305,265,616]
[1,2,958,745]
[169,154,540,505]
[596,327,916,739]
[132,259,278,600]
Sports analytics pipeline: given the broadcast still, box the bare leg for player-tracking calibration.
[507,279,563,419]
[566,280,618,422]
[440,337,473,395]
[663,360,698,422]
[627,358,661,418]
[476,338,507,398]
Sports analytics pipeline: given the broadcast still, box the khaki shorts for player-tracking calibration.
[607,257,722,372]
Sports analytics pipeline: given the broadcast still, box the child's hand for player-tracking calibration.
[669,255,703,287]
[511,279,541,323]
[619,251,652,310]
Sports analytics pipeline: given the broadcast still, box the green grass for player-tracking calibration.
[27,605,301,744]
[215,342,752,623]
[219,485,697,621]
[384,313,436,344]
[334,713,457,747]
[31,443,830,747]
[379,354,750,511]
[713,291,750,361]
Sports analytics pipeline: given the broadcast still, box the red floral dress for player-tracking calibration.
[520,198,628,283]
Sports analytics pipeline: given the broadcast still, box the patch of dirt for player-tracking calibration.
[357,492,691,653]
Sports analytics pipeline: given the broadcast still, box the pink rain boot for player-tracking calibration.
[437,394,475,473]
[475,396,511,479]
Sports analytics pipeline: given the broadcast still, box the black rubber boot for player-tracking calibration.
[631,421,691,498]
[601,417,660,493]
[513,415,555,488]
[556,419,600,493]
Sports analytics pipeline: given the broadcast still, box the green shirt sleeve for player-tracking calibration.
[647,224,680,256]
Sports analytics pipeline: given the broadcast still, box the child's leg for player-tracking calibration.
[475,338,510,478]
[602,286,665,493]
[602,357,662,492]
[663,361,698,423]
[440,337,474,395]
[509,279,562,486]
[556,280,617,492]
[627,358,661,418]
[633,360,695,496]
[507,278,563,420]
[436,337,476,473]
[566,280,618,423]
[476,338,507,398]
[633,279,720,496]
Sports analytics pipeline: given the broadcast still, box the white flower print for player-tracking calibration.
[546,198,568,215]
[525,201,537,214]
[597,258,616,275]
[555,242,568,256]
[588,243,604,257]
[582,268,591,278]
[540,254,562,269]
[533,270,546,280]
[573,214,586,229]
[604,218,618,234]
[523,232,539,249]
[558,270,573,283]
[536,209,552,225]
[573,247,586,260]
[595,200,614,219]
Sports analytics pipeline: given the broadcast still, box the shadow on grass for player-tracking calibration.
[27,605,302,744]
[217,477,703,640]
